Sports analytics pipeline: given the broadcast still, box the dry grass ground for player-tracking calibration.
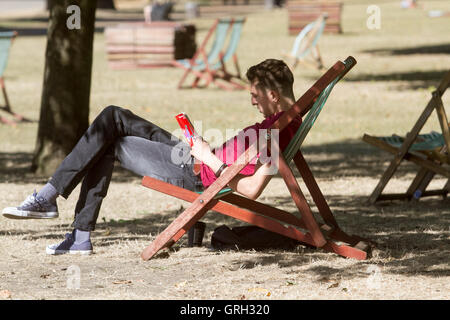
[0,0,449,300]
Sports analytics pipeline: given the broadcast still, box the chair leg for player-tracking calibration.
[0,77,12,113]
[293,152,338,228]
[177,69,191,89]
[192,71,213,89]
[406,167,435,201]
[0,115,15,125]
[233,55,241,79]
[141,200,214,260]
[291,58,299,70]
[0,77,32,123]
[191,76,201,88]
[277,154,327,248]
[313,46,325,70]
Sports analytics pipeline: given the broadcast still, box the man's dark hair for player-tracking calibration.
[246,59,294,98]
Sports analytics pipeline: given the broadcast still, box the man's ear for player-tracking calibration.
[268,89,280,103]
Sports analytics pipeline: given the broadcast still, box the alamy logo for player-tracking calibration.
[169,123,281,175]
[366,265,383,289]
[66,5,81,30]
[66,265,81,289]
[366,5,381,30]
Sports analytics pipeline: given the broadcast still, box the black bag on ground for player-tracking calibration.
[211,225,301,251]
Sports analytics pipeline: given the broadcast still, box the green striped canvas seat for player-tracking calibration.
[175,19,231,71]
[376,131,445,152]
[289,16,326,60]
[210,18,245,71]
[0,32,16,77]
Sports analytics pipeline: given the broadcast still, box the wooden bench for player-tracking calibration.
[105,22,196,69]
[287,0,343,35]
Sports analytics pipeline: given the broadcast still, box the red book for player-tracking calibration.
[175,113,196,147]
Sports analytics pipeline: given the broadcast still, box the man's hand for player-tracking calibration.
[190,136,212,162]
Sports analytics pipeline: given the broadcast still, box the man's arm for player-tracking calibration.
[226,161,274,200]
[190,137,275,200]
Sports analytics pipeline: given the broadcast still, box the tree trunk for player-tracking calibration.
[32,0,97,175]
[97,0,116,9]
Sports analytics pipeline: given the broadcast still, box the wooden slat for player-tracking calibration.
[104,22,196,69]
[289,18,341,25]
[106,45,175,54]
[289,26,341,35]
[108,61,174,69]
[287,0,342,34]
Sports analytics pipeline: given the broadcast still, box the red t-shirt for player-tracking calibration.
[200,111,302,187]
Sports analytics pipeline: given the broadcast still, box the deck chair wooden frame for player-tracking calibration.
[172,18,247,91]
[0,31,31,125]
[283,14,327,71]
[363,70,450,203]
[141,56,373,261]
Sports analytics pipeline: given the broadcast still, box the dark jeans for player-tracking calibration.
[50,106,203,231]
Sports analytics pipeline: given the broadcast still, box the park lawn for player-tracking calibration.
[0,1,449,300]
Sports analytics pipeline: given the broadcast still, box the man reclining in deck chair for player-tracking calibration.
[2,59,302,256]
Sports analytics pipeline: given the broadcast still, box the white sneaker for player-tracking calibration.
[2,191,59,219]
[46,231,93,255]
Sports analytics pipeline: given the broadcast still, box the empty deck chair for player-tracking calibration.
[172,18,247,90]
[283,14,327,70]
[363,70,450,203]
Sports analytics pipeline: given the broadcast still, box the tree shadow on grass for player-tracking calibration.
[0,152,48,184]
[363,43,450,56]
[343,69,447,83]
[0,25,107,36]
[0,151,145,184]
[341,69,448,91]
[0,9,144,37]
[0,139,422,184]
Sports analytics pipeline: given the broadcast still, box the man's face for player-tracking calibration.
[250,81,276,118]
